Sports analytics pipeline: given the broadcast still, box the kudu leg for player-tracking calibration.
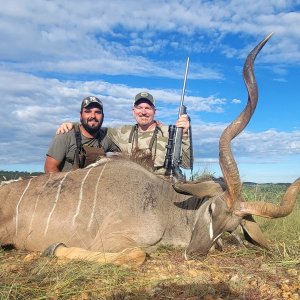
[44,243,146,266]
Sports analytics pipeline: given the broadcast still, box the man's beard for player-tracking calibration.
[81,118,103,135]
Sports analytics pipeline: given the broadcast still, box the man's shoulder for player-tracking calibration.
[52,128,75,141]
[108,125,135,135]
[47,128,76,158]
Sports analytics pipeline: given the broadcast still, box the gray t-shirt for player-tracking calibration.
[46,127,119,171]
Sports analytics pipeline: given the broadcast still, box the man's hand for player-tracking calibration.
[176,114,190,134]
[56,122,74,134]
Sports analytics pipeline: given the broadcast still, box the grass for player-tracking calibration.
[0,255,139,299]
[242,183,300,260]
[0,184,299,299]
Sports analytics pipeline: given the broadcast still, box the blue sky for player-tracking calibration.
[0,0,299,183]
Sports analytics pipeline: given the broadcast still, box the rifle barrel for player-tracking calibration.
[179,57,190,118]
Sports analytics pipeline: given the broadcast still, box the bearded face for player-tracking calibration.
[80,105,104,135]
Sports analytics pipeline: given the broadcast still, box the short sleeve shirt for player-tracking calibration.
[46,127,119,171]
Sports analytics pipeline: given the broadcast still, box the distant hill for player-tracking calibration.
[0,170,44,182]
[243,181,290,187]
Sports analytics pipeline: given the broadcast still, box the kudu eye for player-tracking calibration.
[208,202,215,216]
[207,202,216,240]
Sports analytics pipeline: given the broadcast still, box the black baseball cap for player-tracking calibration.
[81,96,103,111]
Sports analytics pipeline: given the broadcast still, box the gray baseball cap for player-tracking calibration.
[81,96,103,111]
[133,92,155,107]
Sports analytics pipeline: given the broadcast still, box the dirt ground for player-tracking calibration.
[1,242,299,300]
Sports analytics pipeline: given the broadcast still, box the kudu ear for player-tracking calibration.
[173,180,226,198]
[240,215,270,249]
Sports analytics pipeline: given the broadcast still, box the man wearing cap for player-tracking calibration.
[44,96,119,173]
[108,92,191,176]
[55,92,191,177]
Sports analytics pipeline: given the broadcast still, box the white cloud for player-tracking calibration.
[231,98,241,104]
[234,129,300,156]
[1,1,300,78]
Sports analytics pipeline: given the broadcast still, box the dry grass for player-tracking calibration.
[0,184,299,299]
[1,243,299,299]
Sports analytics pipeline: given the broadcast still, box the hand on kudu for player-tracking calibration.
[176,114,190,134]
[56,122,74,134]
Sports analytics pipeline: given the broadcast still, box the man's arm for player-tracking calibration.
[44,130,72,173]
[44,155,61,173]
[181,135,191,169]
[176,114,192,169]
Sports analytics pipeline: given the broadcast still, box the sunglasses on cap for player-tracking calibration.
[81,96,103,110]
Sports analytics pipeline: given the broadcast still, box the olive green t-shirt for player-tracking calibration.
[46,127,119,171]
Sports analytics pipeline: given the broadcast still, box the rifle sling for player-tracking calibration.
[73,124,83,169]
[73,124,103,170]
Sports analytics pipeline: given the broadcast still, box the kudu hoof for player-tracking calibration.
[42,242,66,257]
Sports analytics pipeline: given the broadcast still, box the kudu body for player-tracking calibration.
[0,34,299,265]
[0,160,225,254]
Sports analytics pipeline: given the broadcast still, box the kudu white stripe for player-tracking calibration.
[72,167,94,226]
[29,174,53,234]
[15,178,33,236]
[44,172,70,236]
[209,203,216,240]
[88,162,108,230]
[29,195,41,235]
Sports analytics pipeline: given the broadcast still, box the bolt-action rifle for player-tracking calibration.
[164,57,193,182]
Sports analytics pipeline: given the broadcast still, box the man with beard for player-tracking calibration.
[56,92,191,178]
[44,96,119,173]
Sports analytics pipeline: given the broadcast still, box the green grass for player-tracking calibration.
[242,183,300,261]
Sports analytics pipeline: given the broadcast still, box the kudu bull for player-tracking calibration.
[1,34,299,266]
